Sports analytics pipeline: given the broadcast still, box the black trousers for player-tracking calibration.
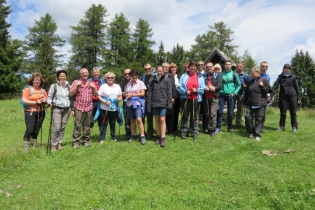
[278,95,298,128]
[180,99,198,135]
[245,106,265,137]
[24,111,45,140]
[123,101,131,137]
[172,98,181,132]
[143,105,154,136]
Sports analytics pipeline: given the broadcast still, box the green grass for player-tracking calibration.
[1,99,315,209]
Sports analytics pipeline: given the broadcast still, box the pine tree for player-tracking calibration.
[187,21,239,62]
[156,41,166,65]
[0,0,24,98]
[291,50,315,107]
[241,49,256,73]
[69,4,109,74]
[131,18,155,67]
[24,13,65,89]
[104,13,131,69]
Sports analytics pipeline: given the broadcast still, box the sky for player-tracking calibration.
[7,0,315,83]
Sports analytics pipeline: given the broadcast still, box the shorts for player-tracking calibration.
[152,107,167,116]
[126,105,143,119]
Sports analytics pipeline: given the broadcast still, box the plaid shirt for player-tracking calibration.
[71,79,94,112]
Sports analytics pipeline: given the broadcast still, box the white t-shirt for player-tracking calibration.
[98,84,122,111]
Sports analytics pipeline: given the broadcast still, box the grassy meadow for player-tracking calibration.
[0,99,315,209]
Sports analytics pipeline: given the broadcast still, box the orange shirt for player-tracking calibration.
[22,87,47,112]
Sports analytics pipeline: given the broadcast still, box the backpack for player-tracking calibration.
[20,85,45,110]
[88,78,105,87]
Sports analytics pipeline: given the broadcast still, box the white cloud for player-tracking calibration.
[7,0,315,82]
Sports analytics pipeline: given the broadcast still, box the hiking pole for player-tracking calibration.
[101,110,108,141]
[46,106,53,156]
[40,105,44,148]
[174,98,188,140]
[192,87,196,141]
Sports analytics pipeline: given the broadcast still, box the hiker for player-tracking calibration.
[178,60,205,140]
[97,72,122,144]
[89,67,105,133]
[162,62,177,136]
[120,69,132,140]
[47,70,73,151]
[140,63,154,140]
[197,60,205,126]
[259,61,271,133]
[124,69,147,145]
[243,66,271,141]
[69,68,98,149]
[270,64,301,133]
[213,64,222,74]
[21,73,48,151]
[169,63,180,133]
[216,60,241,133]
[146,65,172,147]
[203,62,222,136]
[234,62,250,127]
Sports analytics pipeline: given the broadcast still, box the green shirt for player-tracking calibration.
[220,69,241,96]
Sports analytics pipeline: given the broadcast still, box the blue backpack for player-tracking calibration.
[20,85,45,110]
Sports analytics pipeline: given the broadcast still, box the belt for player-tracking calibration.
[56,106,69,109]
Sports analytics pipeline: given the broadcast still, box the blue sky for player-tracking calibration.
[7,0,315,83]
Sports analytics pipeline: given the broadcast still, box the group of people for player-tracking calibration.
[21,60,301,151]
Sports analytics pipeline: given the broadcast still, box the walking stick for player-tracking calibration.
[174,98,188,140]
[100,110,108,141]
[46,106,53,156]
[192,87,196,141]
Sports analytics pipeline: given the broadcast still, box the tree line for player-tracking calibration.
[1,1,315,108]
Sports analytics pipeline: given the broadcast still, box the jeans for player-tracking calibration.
[217,95,234,129]
[99,109,117,140]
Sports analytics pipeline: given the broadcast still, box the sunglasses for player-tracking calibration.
[124,73,130,75]
[206,66,213,68]
[214,68,220,70]
[107,77,114,79]
[131,74,138,77]
[261,66,268,67]
[197,64,204,66]
[144,68,152,71]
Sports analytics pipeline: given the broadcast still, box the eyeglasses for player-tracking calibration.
[214,68,220,70]
[206,66,213,68]
[144,68,152,71]
[124,73,130,75]
[197,64,204,66]
[261,66,268,68]
[131,74,138,77]
[107,77,114,79]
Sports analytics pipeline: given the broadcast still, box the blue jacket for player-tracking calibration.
[124,96,146,118]
[178,72,205,102]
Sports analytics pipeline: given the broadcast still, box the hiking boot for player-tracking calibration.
[155,135,161,145]
[160,137,166,147]
[228,129,233,133]
[210,131,216,137]
[51,148,57,152]
[292,127,297,133]
[275,126,284,132]
[140,136,146,145]
[73,142,80,149]
[255,136,261,141]
[30,138,37,148]
[249,134,254,139]
[23,140,30,152]
[146,133,153,140]
[128,135,135,143]
[181,133,186,139]
[57,144,64,150]
[260,129,265,133]
[100,140,105,144]
[84,142,91,147]
[215,129,222,134]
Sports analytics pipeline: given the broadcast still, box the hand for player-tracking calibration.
[192,87,197,92]
[76,81,82,87]
[298,100,301,104]
[243,105,247,108]
[126,92,133,99]
[186,90,191,95]
[209,86,215,92]
[71,111,75,116]
[89,82,96,89]
[40,98,47,103]
[172,99,175,104]
[205,86,209,91]
[259,81,263,86]
[230,94,234,97]
[105,101,111,106]
[270,98,274,103]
